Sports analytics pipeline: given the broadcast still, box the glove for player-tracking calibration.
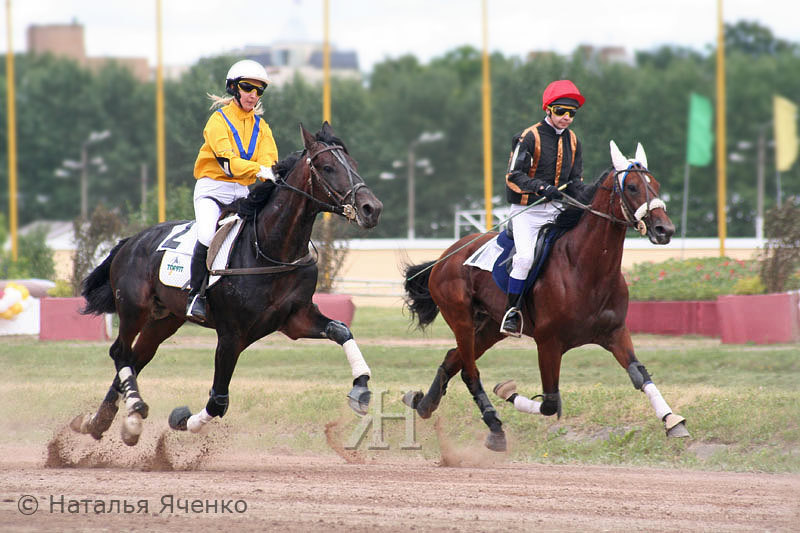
[540,184,562,201]
[256,166,275,182]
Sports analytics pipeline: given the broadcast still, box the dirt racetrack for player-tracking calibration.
[2,431,799,532]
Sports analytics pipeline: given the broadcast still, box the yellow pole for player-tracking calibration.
[481,0,493,231]
[715,0,727,256]
[5,0,18,261]
[322,0,331,123]
[155,0,167,222]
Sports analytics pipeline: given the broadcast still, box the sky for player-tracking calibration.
[2,0,799,73]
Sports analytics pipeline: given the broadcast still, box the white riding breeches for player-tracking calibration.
[193,178,250,246]
[508,201,562,280]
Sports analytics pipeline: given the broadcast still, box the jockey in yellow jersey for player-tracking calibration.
[186,59,279,322]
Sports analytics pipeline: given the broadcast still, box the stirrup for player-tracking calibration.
[500,307,522,337]
[186,293,206,322]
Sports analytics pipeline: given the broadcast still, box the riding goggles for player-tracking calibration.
[238,81,267,96]
[548,106,577,118]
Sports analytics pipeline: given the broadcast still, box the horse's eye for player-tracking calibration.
[626,183,638,193]
[323,165,335,173]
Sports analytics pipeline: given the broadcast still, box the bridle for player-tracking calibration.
[560,165,667,236]
[276,143,368,223]
[250,141,368,269]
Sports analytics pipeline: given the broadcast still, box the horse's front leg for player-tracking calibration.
[605,326,690,438]
[170,332,242,434]
[281,305,372,415]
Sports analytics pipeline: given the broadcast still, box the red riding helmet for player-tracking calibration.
[542,80,585,110]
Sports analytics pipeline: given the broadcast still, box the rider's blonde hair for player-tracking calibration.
[207,93,264,115]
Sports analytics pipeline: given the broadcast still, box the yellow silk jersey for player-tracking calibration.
[193,101,279,185]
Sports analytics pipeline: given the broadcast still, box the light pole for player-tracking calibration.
[729,124,771,240]
[388,131,444,240]
[56,130,110,218]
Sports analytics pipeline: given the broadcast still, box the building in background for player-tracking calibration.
[229,41,361,86]
[27,22,151,82]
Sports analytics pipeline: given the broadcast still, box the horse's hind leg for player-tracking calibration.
[403,348,461,419]
[605,326,690,438]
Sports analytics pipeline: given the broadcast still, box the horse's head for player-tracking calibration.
[297,123,383,229]
[608,141,675,244]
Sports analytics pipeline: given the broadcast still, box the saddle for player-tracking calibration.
[464,226,565,295]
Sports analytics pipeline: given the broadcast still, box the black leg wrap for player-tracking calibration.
[324,320,353,345]
[205,389,229,418]
[352,374,369,388]
[417,365,450,417]
[481,408,503,433]
[472,390,502,433]
[540,392,562,418]
[627,361,652,390]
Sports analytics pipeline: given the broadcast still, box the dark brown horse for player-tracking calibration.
[403,141,688,451]
[72,123,382,446]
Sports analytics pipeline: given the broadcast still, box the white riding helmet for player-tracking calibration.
[225,59,270,95]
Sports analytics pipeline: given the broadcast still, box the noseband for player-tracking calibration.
[277,143,368,222]
[561,167,666,236]
[613,166,667,235]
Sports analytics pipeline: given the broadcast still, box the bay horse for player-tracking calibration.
[72,123,382,446]
[403,141,689,452]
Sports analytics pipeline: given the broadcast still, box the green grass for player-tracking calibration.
[2,307,798,472]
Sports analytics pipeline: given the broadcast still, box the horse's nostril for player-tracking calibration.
[361,204,373,218]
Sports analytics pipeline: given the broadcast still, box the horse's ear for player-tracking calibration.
[320,121,334,137]
[609,140,628,171]
[635,142,648,169]
[299,123,315,150]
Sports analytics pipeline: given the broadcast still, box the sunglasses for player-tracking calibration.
[549,106,577,118]
[238,81,266,96]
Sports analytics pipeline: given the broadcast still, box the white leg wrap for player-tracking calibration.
[643,382,672,421]
[187,408,213,433]
[513,395,542,414]
[118,366,133,382]
[343,339,371,378]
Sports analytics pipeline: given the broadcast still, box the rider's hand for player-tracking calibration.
[540,184,562,201]
[256,166,275,182]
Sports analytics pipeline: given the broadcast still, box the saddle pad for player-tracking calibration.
[464,230,551,295]
[464,235,505,272]
[156,218,244,289]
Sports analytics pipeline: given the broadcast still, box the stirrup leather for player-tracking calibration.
[500,306,523,337]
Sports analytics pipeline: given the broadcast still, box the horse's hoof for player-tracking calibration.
[665,414,690,438]
[347,385,371,416]
[168,406,192,431]
[69,414,91,434]
[485,430,507,452]
[120,413,143,446]
[402,391,423,410]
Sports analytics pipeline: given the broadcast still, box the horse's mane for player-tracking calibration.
[544,169,608,232]
[222,130,349,219]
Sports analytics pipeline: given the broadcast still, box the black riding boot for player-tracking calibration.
[186,242,209,322]
[500,292,523,337]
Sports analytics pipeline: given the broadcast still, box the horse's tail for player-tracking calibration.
[80,238,128,315]
[403,261,440,329]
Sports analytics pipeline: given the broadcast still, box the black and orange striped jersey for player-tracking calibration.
[505,120,583,206]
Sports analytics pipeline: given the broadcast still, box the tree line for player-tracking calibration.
[0,21,798,239]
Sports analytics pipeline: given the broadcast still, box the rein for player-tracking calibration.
[275,144,366,222]
[560,168,665,236]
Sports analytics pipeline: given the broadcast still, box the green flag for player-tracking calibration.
[686,93,713,166]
